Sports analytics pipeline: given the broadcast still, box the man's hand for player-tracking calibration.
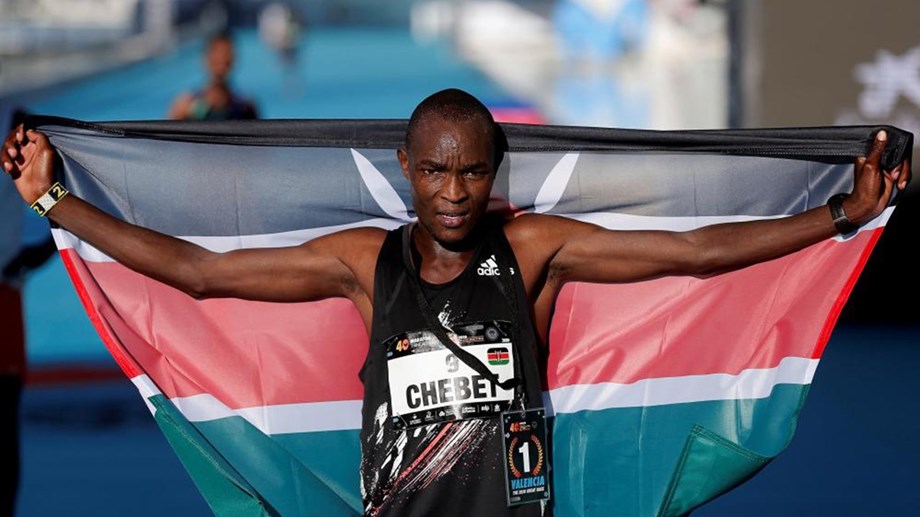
[844,130,912,225]
[2,124,56,205]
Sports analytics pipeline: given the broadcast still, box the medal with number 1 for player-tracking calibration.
[502,408,551,506]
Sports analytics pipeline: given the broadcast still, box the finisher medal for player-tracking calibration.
[502,408,551,506]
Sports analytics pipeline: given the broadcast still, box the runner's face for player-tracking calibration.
[400,117,495,247]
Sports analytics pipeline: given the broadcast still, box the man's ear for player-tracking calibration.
[397,148,410,180]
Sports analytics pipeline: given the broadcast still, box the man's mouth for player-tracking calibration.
[436,210,470,229]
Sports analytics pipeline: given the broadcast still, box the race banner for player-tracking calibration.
[31,117,911,516]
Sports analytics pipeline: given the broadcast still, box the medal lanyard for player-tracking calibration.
[486,227,530,410]
[402,226,521,394]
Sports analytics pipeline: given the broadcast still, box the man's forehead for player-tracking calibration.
[408,116,494,151]
[417,112,490,130]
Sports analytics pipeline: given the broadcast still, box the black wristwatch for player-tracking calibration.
[827,193,859,234]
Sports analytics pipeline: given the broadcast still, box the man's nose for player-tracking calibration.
[441,173,468,203]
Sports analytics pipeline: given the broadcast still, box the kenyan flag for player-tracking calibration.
[39,116,909,516]
[488,348,510,365]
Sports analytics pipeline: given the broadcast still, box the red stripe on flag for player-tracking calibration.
[546,229,882,389]
[61,249,368,407]
[60,250,143,379]
[813,227,884,357]
[488,350,508,359]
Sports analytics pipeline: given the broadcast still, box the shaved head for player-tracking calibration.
[398,89,502,247]
[405,89,497,165]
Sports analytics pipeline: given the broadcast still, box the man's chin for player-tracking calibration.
[422,223,477,249]
[416,213,490,248]
[434,227,471,245]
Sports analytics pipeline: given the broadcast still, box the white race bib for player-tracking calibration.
[385,320,515,429]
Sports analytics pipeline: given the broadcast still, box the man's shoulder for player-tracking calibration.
[313,226,389,295]
[503,213,586,273]
[325,225,389,248]
[502,213,567,259]
[502,213,563,241]
[308,226,389,265]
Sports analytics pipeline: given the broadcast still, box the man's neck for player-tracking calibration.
[412,223,484,285]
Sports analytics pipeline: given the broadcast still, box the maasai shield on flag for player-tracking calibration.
[31,116,911,516]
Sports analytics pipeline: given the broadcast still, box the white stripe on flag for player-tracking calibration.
[544,356,819,415]
[130,375,161,416]
[130,357,817,435]
[351,149,413,222]
[534,153,579,213]
[129,375,364,434]
[561,206,893,239]
[171,393,364,434]
[52,217,407,263]
[54,207,893,264]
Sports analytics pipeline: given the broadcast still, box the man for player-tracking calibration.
[2,89,910,515]
[168,32,259,121]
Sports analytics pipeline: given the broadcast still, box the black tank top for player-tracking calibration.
[359,222,549,516]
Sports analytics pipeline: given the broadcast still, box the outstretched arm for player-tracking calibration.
[2,126,382,305]
[511,130,910,288]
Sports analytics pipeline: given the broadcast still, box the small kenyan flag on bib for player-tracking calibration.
[488,347,510,365]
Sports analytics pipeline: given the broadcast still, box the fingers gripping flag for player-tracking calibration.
[32,117,912,516]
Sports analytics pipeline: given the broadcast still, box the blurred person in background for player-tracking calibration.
[0,106,56,517]
[258,2,305,97]
[168,32,259,121]
[259,2,301,68]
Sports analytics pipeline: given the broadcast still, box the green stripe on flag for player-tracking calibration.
[657,425,771,517]
[149,395,278,517]
[551,383,810,516]
[192,414,363,516]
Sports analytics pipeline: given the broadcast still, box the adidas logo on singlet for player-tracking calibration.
[478,255,501,276]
